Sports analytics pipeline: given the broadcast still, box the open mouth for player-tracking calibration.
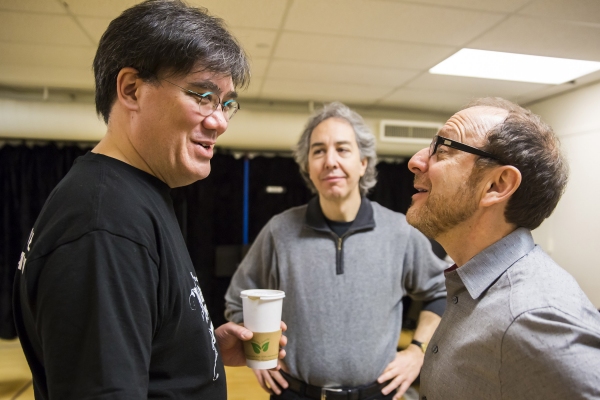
[192,140,213,149]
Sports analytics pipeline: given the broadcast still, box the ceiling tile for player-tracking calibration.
[0,0,66,14]
[1,0,600,117]
[187,0,288,30]
[77,21,279,56]
[238,77,263,99]
[469,15,600,60]
[0,64,94,89]
[62,0,138,19]
[0,11,92,46]
[77,16,112,44]
[519,0,600,25]
[519,71,600,106]
[261,79,391,104]
[380,87,476,113]
[406,73,550,99]
[0,42,95,69]
[66,0,286,30]
[249,58,269,79]
[274,32,455,70]
[228,27,278,59]
[393,0,530,13]
[267,59,419,87]
[285,0,504,46]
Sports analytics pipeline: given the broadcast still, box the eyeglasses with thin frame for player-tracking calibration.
[429,135,502,163]
[162,79,240,121]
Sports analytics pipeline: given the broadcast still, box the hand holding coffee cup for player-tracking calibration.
[241,289,286,369]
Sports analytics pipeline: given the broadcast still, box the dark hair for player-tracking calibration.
[93,0,250,123]
[293,102,377,196]
[464,97,569,230]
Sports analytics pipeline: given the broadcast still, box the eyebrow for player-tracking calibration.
[310,140,353,148]
[187,80,238,99]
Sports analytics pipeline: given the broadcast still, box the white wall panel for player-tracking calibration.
[0,98,445,156]
[530,81,600,307]
[0,98,105,141]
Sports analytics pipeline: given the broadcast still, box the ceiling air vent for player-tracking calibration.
[379,120,442,144]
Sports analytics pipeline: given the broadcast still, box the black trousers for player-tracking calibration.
[271,388,396,400]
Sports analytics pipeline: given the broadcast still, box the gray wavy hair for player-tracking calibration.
[293,102,377,196]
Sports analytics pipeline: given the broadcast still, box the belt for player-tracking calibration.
[281,371,389,400]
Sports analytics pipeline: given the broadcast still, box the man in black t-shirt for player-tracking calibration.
[13,1,285,399]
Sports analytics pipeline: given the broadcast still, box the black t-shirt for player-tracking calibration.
[13,152,226,399]
[325,218,354,238]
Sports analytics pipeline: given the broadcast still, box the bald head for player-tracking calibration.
[440,106,508,148]
[456,97,568,230]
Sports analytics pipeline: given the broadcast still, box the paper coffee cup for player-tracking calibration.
[241,289,285,369]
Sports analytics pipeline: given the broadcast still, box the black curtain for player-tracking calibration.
[171,152,245,328]
[1,145,422,338]
[0,144,90,339]
[369,160,416,214]
[248,156,312,243]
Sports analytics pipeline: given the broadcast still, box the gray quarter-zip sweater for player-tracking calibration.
[225,197,447,387]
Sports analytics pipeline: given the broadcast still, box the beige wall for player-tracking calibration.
[0,97,448,156]
[0,98,105,142]
[529,81,600,308]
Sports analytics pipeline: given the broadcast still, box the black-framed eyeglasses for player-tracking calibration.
[162,79,240,120]
[429,135,502,163]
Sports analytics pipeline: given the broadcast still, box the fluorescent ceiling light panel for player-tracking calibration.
[429,48,600,85]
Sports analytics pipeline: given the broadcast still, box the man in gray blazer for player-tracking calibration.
[406,97,600,399]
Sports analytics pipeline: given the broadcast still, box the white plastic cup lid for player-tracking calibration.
[240,289,285,300]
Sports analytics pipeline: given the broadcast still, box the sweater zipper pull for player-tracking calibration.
[337,237,342,251]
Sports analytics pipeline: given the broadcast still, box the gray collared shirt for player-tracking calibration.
[420,228,600,400]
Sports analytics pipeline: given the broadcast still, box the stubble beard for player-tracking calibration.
[406,179,479,239]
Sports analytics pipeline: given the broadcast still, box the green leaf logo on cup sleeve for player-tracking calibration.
[250,341,271,354]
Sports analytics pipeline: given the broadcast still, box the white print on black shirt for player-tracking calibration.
[189,272,219,381]
[17,228,35,274]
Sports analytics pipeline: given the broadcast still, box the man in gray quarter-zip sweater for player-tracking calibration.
[225,102,448,400]
[406,97,600,400]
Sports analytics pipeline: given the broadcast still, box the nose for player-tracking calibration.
[408,147,430,175]
[324,148,338,169]
[202,107,228,136]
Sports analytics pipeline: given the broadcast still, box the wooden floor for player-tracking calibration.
[0,338,269,400]
[0,338,33,400]
[1,336,416,400]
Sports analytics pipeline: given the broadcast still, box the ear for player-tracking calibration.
[480,165,522,208]
[115,67,142,112]
[359,157,368,177]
